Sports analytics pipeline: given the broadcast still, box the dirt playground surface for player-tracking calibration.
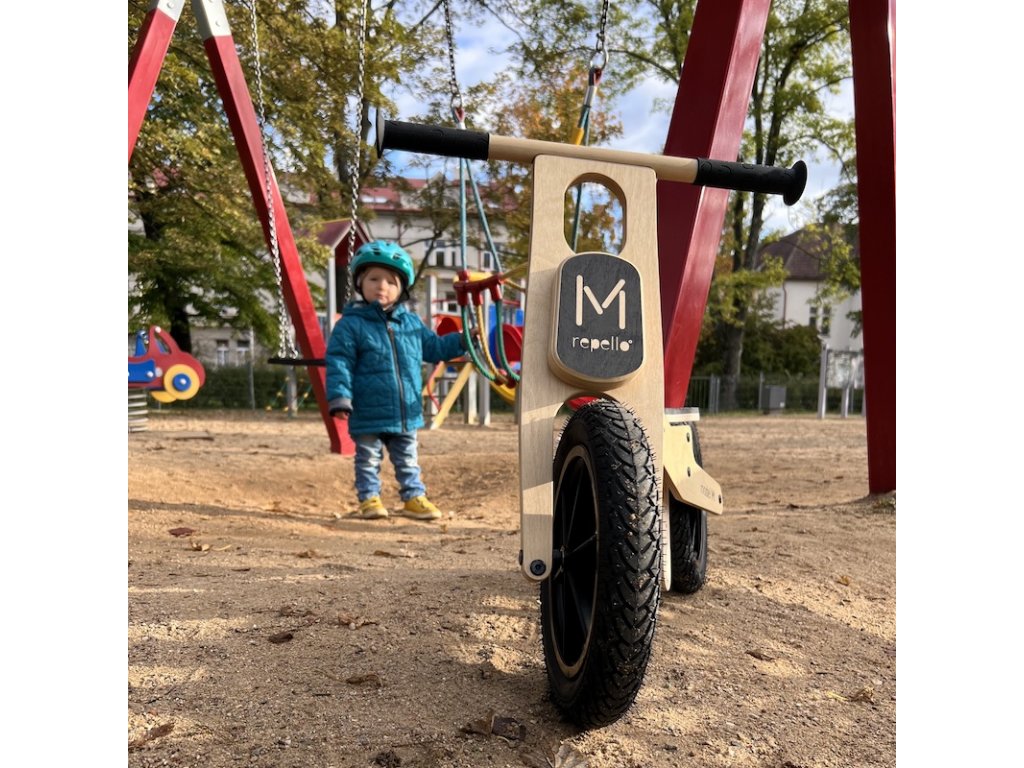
[128,410,895,767]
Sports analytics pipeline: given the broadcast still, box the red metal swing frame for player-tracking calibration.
[657,0,895,494]
[129,0,354,454]
[130,0,895,493]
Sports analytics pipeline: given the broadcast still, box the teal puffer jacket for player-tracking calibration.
[325,301,466,435]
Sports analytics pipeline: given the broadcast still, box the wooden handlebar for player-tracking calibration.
[375,112,807,205]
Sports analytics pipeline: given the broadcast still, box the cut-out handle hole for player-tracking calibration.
[564,180,623,255]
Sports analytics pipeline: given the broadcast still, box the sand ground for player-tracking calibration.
[128,410,894,767]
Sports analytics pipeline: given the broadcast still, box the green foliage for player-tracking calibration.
[128,0,440,348]
[803,220,861,335]
[694,312,821,378]
[162,365,305,411]
[704,253,787,329]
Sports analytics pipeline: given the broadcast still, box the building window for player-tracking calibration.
[441,292,459,314]
[809,305,832,336]
[236,339,251,365]
[215,339,230,366]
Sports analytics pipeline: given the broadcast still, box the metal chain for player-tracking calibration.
[247,0,296,358]
[442,0,464,120]
[592,0,611,70]
[346,0,369,269]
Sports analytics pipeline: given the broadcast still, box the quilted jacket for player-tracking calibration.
[325,300,466,435]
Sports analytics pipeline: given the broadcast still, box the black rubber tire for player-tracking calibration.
[669,422,709,594]
[540,399,661,729]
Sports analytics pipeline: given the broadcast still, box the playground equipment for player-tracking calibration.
[377,114,804,727]
[424,304,524,428]
[128,326,206,403]
[423,0,524,400]
[130,0,896,731]
[129,0,352,453]
[130,2,896,491]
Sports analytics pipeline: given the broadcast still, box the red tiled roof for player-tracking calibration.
[359,179,429,212]
[314,220,373,252]
[317,220,351,248]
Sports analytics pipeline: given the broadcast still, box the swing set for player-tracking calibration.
[420,0,612,427]
[130,0,896,730]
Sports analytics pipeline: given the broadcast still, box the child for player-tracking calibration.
[325,240,467,520]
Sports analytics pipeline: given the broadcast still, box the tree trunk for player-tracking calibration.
[168,309,193,354]
[721,314,746,411]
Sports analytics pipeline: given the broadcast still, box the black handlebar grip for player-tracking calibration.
[376,115,490,162]
[694,158,807,205]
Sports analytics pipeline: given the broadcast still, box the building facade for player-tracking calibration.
[758,228,863,354]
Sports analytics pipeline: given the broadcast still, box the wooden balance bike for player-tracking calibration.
[377,114,805,728]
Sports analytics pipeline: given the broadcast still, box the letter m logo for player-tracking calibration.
[553,252,644,383]
[576,276,627,329]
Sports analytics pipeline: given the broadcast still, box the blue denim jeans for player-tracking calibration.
[353,431,426,502]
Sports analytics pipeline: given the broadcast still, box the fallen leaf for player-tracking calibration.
[848,686,875,703]
[279,606,316,618]
[371,750,401,767]
[461,710,495,736]
[492,716,525,741]
[518,748,552,768]
[336,612,378,629]
[168,528,195,537]
[268,631,294,644]
[746,649,775,661]
[128,721,175,751]
[346,673,383,688]
[554,743,589,768]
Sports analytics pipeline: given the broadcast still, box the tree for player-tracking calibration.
[707,0,854,407]
[128,0,441,350]
[477,0,855,407]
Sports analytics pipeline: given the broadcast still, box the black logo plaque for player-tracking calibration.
[552,252,644,383]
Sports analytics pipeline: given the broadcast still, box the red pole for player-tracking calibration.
[657,0,772,407]
[849,0,896,493]
[128,1,184,162]
[194,1,353,455]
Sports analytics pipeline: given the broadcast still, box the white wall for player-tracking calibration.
[764,281,863,352]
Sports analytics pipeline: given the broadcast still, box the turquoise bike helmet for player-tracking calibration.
[350,240,416,296]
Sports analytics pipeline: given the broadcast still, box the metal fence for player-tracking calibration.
[142,365,863,416]
[683,374,864,414]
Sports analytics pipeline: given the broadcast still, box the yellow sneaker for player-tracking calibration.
[400,495,442,521]
[356,496,388,519]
